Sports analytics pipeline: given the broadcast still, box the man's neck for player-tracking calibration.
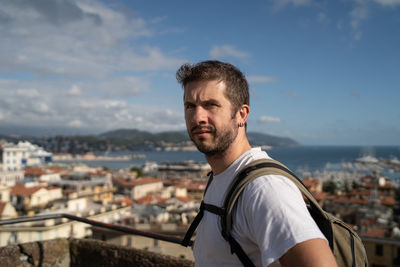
[205,135,251,175]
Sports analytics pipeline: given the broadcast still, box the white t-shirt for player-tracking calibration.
[193,147,326,267]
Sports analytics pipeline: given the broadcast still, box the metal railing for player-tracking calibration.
[0,213,193,246]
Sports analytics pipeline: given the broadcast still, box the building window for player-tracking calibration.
[9,232,18,244]
[376,244,383,256]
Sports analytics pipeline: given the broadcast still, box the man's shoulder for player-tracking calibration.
[242,173,301,199]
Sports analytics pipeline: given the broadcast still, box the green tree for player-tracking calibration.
[130,167,143,177]
[323,181,336,194]
[352,180,361,190]
[343,179,351,193]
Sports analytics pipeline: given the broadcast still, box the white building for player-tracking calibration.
[0,171,24,186]
[114,177,163,200]
[10,184,63,214]
[0,185,11,202]
[2,141,52,172]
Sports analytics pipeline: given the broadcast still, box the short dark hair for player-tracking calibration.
[176,60,249,114]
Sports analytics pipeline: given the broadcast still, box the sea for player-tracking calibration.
[56,145,400,179]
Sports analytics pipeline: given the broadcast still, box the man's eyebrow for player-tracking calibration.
[184,98,220,105]
[203,99,220,105]
[184,100,194,106]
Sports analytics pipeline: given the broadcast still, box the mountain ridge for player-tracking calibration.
[99,128,299,147]
[0,128,298,154]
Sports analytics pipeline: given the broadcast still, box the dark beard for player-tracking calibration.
[189,123,238,157]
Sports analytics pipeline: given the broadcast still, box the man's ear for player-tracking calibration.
[237,104,250,124]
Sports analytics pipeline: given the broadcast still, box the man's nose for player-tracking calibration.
[192,106,207,124]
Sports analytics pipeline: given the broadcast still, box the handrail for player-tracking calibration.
[0,213,193,247]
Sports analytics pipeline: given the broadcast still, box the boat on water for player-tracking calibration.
[354,155,379,164]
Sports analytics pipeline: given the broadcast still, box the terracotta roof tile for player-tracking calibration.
[352,198,368,205]
[381,196,395,206]
[25,166,64,176]
[334,196,351,203]
[135,194,168,204]
[115,197,133,206]
[176,196,194,203]
[361,226,389,238]
[312,192,326,201]
[11,184,43,196]
[114,177,161,187]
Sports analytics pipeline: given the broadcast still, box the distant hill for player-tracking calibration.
[0,128,298,154]
[100,129,152,139]
[100,128,299,147]
[99,129,189,143]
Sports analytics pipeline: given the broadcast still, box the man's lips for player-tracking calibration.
[191,126,213,136]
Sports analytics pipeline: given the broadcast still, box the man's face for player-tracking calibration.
[184,80,238,157]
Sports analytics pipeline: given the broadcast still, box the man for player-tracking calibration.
[177,60,337,267]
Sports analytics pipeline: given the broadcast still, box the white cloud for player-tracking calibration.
[67,85,81,96]
[347,0,400,41]
[68,119,84,128]
[350,4,369,32]
[271,0,313,10]
[104,100,128,109]
[0,0,189,134]
[0,78,185,134]
[259,115,281,123]
[374,0,400,7]
[209,45,250,60]
[0,0,185,77]
[317,12,330,24]
[16,88,40,98]
[247,75,277,83]
[35,103,50,113]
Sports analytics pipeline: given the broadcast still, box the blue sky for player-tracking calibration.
[0,0,399,146]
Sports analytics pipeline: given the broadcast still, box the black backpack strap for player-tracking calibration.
[225,234,256,267]
[204,171,214,196]
[181,171,214,247]
[203,203,225,216]
[181,201,204,247]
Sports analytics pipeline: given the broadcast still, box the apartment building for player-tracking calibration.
[2,141,52,172]
[362,226,400,267]
[113,177,163,200]
[10,184,63,214]
[49,172,114,205]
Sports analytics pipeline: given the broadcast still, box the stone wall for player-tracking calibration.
[0,238,194,267]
